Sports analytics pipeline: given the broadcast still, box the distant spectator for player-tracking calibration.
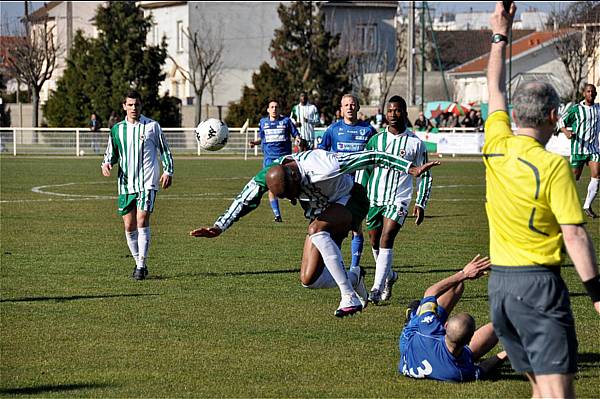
[461,110,479,129]
[440,112,458,129]
[374,108,384,129]
[108,111,120,129]
[475,110,484,131]
[414,112,434,133]
[334,109,342,122]
[319,112,327,127]
[89,112,102,154]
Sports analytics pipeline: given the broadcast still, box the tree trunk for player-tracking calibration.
[32,88,40,142]
[195,92,203,125]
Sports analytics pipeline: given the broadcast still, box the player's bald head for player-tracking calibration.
[445,312,476,347]
[266,163,300,200]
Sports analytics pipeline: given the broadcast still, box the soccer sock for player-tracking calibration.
[137,226,151,269]
[350,233,364,268]
[583,177,599,210]
[372,248,379,263]
[310,231,354,297]
[125,230,139,265]
[270,199,281,218]
[372,248,393,292]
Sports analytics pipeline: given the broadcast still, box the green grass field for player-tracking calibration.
[1,156,599,398]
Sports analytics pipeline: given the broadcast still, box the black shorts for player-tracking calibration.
[488,266,578,375]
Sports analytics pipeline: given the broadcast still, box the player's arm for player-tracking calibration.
[487,1,516,115]
[559,107,575,139]
[190,168,270,238]
[317,127,332,150]
[157,124,174,189]
[423,255,491,298]
[561,224,600,313]
[478,351,508,377]
[413,142,433,225]
[101,128,118,176]
[337,150,440,177]
[288,118,300,139]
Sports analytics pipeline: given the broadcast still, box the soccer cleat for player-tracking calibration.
[381,270,398,301]
[131,266,148,281]
[583,208,598,218]
[274,215,283,223]
[334,294,363,318]
[404,299,421,325]
[368,288,382,305]
[352,267,368,309]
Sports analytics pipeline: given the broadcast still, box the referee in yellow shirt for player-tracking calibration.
[484,3,600,399]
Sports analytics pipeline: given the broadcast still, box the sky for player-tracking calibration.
[0,1,571,34]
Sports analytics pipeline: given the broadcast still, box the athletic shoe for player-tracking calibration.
[368,288,382,305]
[583,208,598,218]
[352,267,368,309]
[131,266,148,280]
[381,270,398,301]
[404,299,420,325]
[274,216,283,223]
[334,293,363,318]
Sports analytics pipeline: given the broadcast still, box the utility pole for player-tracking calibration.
[66,1,73,58]
[407,1,416,106]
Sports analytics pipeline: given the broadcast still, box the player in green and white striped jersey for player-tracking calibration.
[101,90,174,280]
[356,95,433,304]
[190,148,439,318]
[559,83,600,218]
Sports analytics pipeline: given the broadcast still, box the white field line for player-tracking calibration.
[0,182,485,204]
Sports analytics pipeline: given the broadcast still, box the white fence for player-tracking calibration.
[0,127,263,158]
[0,126,571,157]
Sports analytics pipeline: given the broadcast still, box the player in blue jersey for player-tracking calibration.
[318,94,377,271]
[399,255,507,382]
[250,100,299,222]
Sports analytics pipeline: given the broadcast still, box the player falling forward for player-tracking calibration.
[190,149,440,318]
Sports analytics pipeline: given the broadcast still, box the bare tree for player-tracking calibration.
[378,11,408,111]
[5,9,59,130]
[550,1,600,101]
[169,23,224,124]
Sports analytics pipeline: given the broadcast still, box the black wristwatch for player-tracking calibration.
[491,33,508,44]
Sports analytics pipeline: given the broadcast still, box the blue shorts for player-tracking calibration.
[263,157,278,169]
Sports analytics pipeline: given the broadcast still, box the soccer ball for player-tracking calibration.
[195,118,229,151]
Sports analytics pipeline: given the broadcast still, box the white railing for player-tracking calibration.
[0,127,264,157]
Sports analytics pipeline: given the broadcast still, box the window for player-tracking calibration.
[176,21,184,52]
[356,23,378,54]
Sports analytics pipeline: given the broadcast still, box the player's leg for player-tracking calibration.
[583,159,599,217]
[132,190,156,280]
[535,374,575,399]
[468,322,499,361]
[268,190,282,222]
[119,194,141,278]
[307,204,362,317]
[370,211,404,304]
[524,373,541,399]
[349,226,364,269]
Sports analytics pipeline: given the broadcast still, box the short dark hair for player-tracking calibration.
[388,95,407,110]
[123,89,142,104]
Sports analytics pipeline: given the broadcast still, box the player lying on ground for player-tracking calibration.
[190,149,440,318]
[400,255,507,382]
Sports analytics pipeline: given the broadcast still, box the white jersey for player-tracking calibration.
[357,128,432,209]
[102,115,174,194]
[291,102,319,142]
[214,149,413,232]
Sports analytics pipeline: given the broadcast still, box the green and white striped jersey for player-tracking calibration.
[102,115,174,194]
[357,128,432,209]
[559,101,600,155]
[214,149,413,232]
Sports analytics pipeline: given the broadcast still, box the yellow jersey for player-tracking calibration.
[483,111,584,266]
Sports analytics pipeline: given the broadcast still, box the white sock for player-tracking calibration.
[372,248,379,263]
[372,248,393,292]
[138,226,151,269]
[125,230,139,265]
[583,177,599,210]
[310,231,354,296]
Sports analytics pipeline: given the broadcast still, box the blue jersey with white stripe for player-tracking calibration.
[399,296,482,382]
[318,120,376,153]
[258,116,299,159]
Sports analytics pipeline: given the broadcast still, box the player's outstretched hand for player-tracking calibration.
[408,161,441,177]
[461,254,491,279]
[190,226,223,238]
